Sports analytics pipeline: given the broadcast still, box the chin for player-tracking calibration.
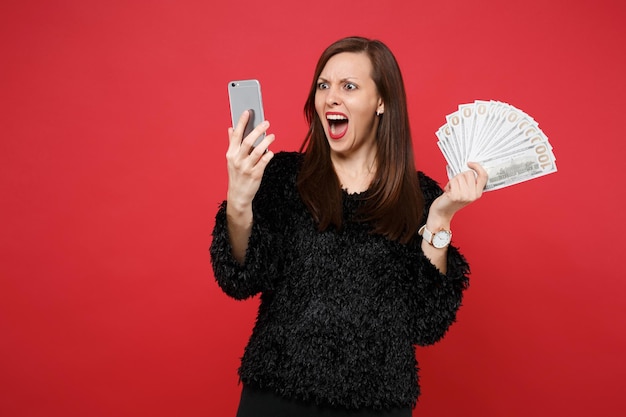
[328,141,354,156]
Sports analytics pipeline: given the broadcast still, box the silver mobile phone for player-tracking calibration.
[228,79,266,148]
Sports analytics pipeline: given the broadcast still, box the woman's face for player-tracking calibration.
[315,52,383,158]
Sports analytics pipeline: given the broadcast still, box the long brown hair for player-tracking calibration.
[297,36,424,243]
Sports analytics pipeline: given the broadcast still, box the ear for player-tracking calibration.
[376,99,384,115]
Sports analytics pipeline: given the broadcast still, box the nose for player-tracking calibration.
[325,85,341,106]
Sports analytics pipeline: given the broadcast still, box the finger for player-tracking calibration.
[229,110,251,146]
[234,109,250,133]
[247,133,276,163]
[467,162,489,189]
[444,176,465,202]
[255,149,275,171]
[226,127,238,160]
[457,166,484,201]
[467,161,487,179]
[450,171,472,190]
[241,120,270,147]
[227,127,236,148]
[226,126,245,159]
[448,171,478,202]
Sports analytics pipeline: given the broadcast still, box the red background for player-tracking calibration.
[1,0,625,416]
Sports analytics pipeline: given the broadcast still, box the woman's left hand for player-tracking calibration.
[428,162,489,224]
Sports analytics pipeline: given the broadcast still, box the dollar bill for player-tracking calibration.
[436,100,557,190]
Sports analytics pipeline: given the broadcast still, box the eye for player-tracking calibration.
[317,82,329,90]
[344,83,357,90]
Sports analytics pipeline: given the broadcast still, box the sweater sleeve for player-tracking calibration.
[406,173,471,346]
[209,153,296,300]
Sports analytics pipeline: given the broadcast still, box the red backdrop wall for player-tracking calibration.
[1,0,625,416]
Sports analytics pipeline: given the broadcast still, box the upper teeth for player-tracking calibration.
[327,114,347,121]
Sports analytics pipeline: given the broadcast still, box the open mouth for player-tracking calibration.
[326,113,349,140]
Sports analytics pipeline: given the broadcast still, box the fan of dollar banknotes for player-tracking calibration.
[436,100,557,191]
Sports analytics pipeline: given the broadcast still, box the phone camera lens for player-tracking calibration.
[231,82,236,87]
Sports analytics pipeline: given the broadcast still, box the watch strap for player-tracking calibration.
[419,225,452,248]
[418,225,433,244]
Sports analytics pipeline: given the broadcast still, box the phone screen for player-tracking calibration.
[228,79,265,147]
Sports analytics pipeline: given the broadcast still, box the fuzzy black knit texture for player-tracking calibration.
[210,152,470,411]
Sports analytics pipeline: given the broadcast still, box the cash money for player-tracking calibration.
[436,100,557,191]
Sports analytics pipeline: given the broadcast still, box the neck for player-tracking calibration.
[332,155,377,194]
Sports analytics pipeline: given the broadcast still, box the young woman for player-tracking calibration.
[211,36,488,417]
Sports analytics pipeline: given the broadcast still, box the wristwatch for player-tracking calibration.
[418,225,452,249]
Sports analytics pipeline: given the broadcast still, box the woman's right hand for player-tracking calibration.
[226,110,275,211]
[225,110,275,264]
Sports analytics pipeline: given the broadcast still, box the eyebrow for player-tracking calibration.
[317,77,359,83]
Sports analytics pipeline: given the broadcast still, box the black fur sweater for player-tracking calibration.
[210,152,470,410]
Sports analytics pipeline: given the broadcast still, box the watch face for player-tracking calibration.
[432,230,452,248]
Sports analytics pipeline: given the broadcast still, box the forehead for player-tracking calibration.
[319,52,373,80]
